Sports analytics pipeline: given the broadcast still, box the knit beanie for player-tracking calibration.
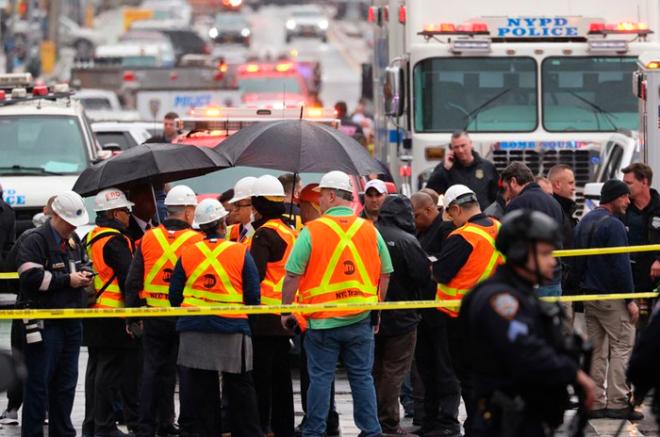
[600,179,630,204]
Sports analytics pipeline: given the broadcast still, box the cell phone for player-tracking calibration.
[84,271,98,277]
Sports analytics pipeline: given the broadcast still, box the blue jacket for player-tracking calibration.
[169,235,261,335]
[574,208,634,294]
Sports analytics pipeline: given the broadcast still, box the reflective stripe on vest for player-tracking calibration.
[300,215,381,320]
[436,221,503,317]
[85,227,132,309]
[259,219,297,307]
[142,227,200,307]
[181,239,247,319]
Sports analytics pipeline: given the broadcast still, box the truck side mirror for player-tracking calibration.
[384,65,404,117]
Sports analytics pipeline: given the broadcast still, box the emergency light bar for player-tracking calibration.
[420,22,490,38]
[183,107,339,131]
[0,73,33,87]
[239,62,296,74]
[588,21,652,35]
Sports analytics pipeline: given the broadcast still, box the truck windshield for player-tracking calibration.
[238,77,302,94]
[413,57,537,133]
[0,115,87,174]
[542,56,638,132]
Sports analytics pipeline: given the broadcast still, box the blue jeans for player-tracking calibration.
[536,283,562,297]
[304,318,380,437]
[22,320,82,437]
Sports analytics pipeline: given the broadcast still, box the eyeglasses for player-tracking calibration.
[116,208,131,215]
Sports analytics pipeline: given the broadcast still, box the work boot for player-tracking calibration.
[607,408,644,421]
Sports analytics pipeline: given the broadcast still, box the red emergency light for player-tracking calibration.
[398,5,406,24]
[32,85,48,96]
[123,71,136,82]
[589,21,652,35]
[422,22,489,35]
[648,61,660,69]
[367,6,377,23]
[0,90,5,101]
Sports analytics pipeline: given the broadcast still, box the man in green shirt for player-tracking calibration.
[281,170,392,437]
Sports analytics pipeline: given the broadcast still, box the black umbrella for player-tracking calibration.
[73,143,230,197]
[213,119,387,175]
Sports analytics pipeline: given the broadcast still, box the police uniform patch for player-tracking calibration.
[652,216,660,230]
[490,293,519,320]
[475,169,484,179]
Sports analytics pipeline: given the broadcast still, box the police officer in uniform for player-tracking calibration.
[17,191,93,437]
[460,210,595,436]
[126,185,203,437]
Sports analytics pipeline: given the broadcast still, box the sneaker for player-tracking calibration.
[0,409,19,425]
[607,408,645,421]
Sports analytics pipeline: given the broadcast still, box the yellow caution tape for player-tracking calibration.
[553,244,660,257]
[0,273,18,279]
[0,292,654,320]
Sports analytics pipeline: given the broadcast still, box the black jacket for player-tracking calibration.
[376,196,429,336]
[623,189,660,293]
[426,151,499,210]
[628,309,660,421]
[460,264,579,431]
[553,194,578,294]
[0,197,15,265]
[16,221,87,309]
[83,217,137,349]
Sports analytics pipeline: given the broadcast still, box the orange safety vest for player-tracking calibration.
[139,226,202,307]
[226,224,241,242]
[86,226,133,309]
[436,220,504,317]
[180,239,248,319]
[299,214,381,320]
[254,219,298,307]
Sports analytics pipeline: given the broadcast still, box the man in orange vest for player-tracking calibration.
[83,188,138,437]
[281,170,393,437]
[429,184,503,437]
[249,175,298,436]
[168,198,263,437]
[125,185,202,437]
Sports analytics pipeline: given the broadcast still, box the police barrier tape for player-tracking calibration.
[1,244,658,282]
[0,292,655,320]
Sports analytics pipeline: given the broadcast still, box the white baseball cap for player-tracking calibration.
[364,179,387,195]
[52,191,89,227]
[443,184,477,209]
[315,171,352,193]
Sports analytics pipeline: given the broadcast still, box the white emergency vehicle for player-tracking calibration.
[0,74,105,234]
[370,0,660,206]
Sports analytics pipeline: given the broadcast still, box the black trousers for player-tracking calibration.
[179,366,263,437]
[252,336,295,437]
[299,332,339,432]
[7,319,24,411]
[120,347,142,431]
[138,318,184,437]
[416,310,475,436]
[83,347,125,435]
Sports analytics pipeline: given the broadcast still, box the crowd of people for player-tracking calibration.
[1,128,660,437]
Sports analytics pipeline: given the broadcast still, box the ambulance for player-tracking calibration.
[370,0,660,207]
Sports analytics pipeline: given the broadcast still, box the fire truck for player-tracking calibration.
[235,60,318,109]
[369,0,660,205]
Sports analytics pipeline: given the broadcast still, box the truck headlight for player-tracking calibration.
[286,19,297,30]
[209,27,219,39]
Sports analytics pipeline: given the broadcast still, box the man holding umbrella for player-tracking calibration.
[125,185,203,437]
[280,170,393,437]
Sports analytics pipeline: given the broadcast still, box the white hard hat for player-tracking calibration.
[229,176,257,204]
[443,184,477,209]
[51,191,89,227]
[194,198,228,226]
[316,170,352,193]
[165,185,198,206]
[94,188,134,212]
[252,175,285,197]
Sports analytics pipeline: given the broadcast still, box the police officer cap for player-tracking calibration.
[496,210,561,264]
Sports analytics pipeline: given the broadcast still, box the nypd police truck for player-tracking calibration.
[370,0,660,208]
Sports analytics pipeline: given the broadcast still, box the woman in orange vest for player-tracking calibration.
[169,198,263,437]
[249,175,298,437]
[82,188,140,437]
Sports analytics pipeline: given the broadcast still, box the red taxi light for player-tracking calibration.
[398,5,406,24]
[32,85,48,96]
